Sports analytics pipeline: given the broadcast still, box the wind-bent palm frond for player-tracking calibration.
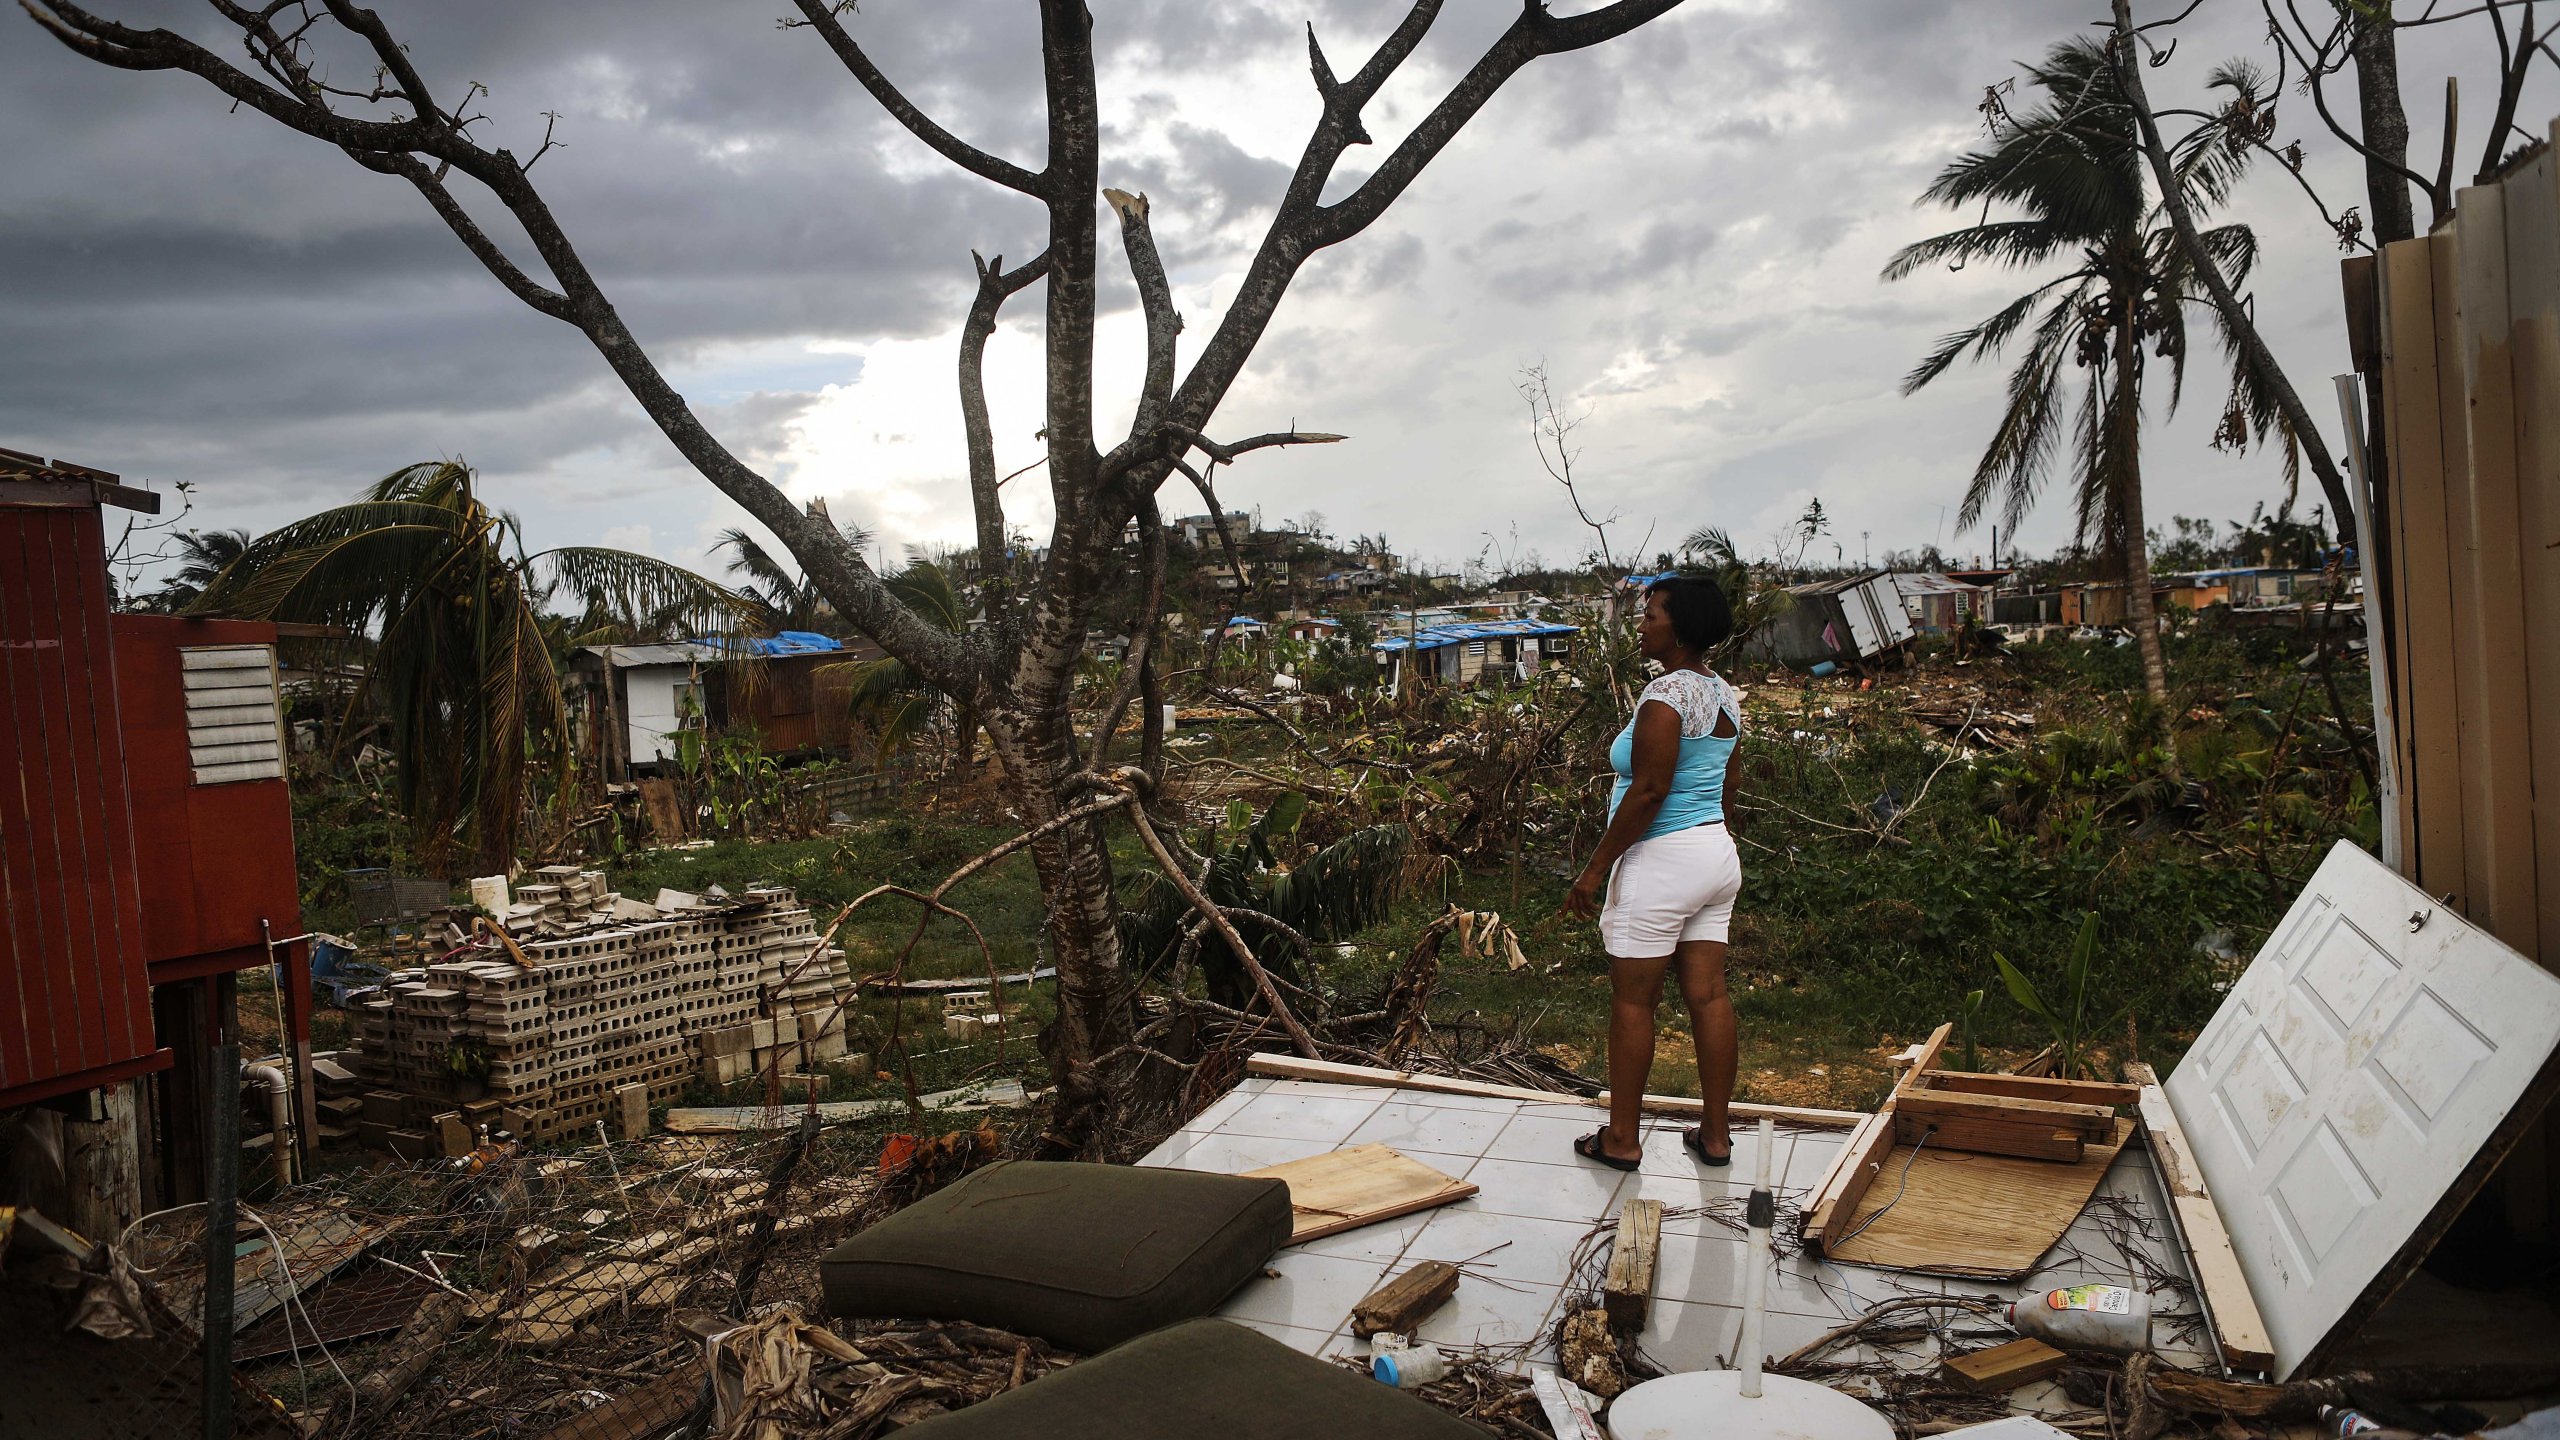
[823,558,969,767]
[144,527,251,612]
[189,459,739,871]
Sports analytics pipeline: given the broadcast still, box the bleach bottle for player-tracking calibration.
[2008,1283,2153,1353]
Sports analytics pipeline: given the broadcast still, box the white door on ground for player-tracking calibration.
[2165,840,2560,1377]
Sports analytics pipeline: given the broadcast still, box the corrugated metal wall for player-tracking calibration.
[0,499,160,1105]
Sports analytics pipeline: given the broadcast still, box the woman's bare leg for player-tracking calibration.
[1602,954,1671,1162]
[1673,938,1736,1158]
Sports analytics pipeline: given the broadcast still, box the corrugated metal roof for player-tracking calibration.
[1374,618,1578,652]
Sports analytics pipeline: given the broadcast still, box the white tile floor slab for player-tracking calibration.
[1220,1248,1394,1334]
[1222,1087,1386,1144]
[1142,1071,2204,1429]
[1345,1100,1515,1160]
[1459,1155,1631,1220]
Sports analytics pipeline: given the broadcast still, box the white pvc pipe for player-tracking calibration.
[1739,1117,1775,1399]
[244,1062,295,1187]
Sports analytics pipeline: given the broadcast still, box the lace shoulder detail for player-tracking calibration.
[1637,668,1736,739]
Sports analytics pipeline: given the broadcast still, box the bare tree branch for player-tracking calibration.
[962,247,1050,604]
[784,0,1045,196]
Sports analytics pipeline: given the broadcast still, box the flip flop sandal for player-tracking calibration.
[1573,1128,1641,1172]
[1684,1127,1733,1168]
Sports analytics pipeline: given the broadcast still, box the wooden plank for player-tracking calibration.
[1349,1259,1461,1337]
[2508,134,2560,978]
[1893,1024,1955,1097]
[2502,129,2560,1236]
[2444,207,2541,954]
[1241,1144,1476,1242]
[1941,1337,2066,1393]
[1602,1199,1662,1331]
[1896,1089,2114,1140]
[1242,1053,1865,1127]
[1890,1110,2083,1162]
[1803,1110,1899,1253]
[1919,1072,2138,1108]
[2380,234,2470,898]
[2125,1062,2275,1374]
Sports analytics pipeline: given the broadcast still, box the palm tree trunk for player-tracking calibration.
[2117,309,2170,706]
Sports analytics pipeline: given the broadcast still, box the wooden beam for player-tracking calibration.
[1891,1110,2083,1162]
[1602,1199,1662,1331]
[1919,1072,2139,1108]
[1942,1337,2067,1393]
[2381,234,2471,897]
[2126,1062,2275,1374]
[1241,1053,1866,1127]
[1803,1109,1898,1253]
[1892,1024,1955,1097]
[1350,1259,1461,1338]
[1896,1089,2116,1140]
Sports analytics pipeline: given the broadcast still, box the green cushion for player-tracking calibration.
[819,1160,1292,1352]
[897,1319,1491,1439]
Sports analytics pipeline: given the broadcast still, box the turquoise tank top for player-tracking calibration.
[1606,670,1739,840]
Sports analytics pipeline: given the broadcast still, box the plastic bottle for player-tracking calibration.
[2007,1284,2154,1353]
[1370,1338,1447,1388]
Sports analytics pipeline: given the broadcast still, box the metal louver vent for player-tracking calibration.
[180,644,284,784]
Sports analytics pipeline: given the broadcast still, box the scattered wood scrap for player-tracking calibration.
[498,1236,721,1349]
[1242,1144,1476,1243]
[1350,1260,1461,1337]
[2126,1061,2274,1374]
[1601,1199,1662,1331]
[1242,1053,1864,1127]
[1941,1337,2065,1393]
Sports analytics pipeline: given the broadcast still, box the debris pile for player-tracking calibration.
[343,872,854,1147]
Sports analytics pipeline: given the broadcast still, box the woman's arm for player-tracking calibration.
[1563,698,1683,919]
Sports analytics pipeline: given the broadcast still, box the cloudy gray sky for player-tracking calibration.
[6,1,2552,589]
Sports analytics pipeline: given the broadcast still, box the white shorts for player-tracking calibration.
[1599,822,1743,955]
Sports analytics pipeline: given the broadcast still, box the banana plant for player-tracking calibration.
[1992,911,2124,1080]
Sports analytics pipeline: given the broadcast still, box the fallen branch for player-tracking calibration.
[1106,776,1319,1058]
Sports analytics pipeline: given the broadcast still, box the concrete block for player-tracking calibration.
[501,1105,539,1139]
[433,1111,473,1157]
[613,1082,649,1140]
[749,1019,776,1049]
[386,1128,434,1163]
[702,1023,756,1059]
[806,1027,847,1062]
[361,1090,407,1127]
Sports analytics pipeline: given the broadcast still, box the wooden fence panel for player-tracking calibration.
[2445,198,2541,953]
[2380,236,2471,902]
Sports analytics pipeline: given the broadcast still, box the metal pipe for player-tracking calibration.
[1738,1117,1776,1400]
[242,1063,294,1187]
[204,1041,240,1440]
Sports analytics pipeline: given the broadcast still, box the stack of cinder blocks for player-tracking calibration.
[344,871,853,1149]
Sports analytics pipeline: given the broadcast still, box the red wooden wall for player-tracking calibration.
[0,500,164,1106]
[111,615,301,980]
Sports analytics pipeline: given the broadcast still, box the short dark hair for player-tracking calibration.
[1646,574,1733,652]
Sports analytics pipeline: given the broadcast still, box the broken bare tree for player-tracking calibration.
[26,0,1687,1150]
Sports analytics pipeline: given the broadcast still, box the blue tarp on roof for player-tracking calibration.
[1374,618,1578,652]
[743,630,844,656]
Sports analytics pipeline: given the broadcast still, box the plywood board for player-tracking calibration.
[1242,1143,1477,1242]
[2166,841,2560,1378]
[1820,1119,2133,1278]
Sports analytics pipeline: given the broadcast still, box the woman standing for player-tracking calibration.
[1561,574,1744,1169]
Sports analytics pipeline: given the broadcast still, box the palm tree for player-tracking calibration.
[143,527,251,613]
[711,523,869,632]
[194,460,754,871]
[832,559,972,769]
[1884,38,2278,704]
